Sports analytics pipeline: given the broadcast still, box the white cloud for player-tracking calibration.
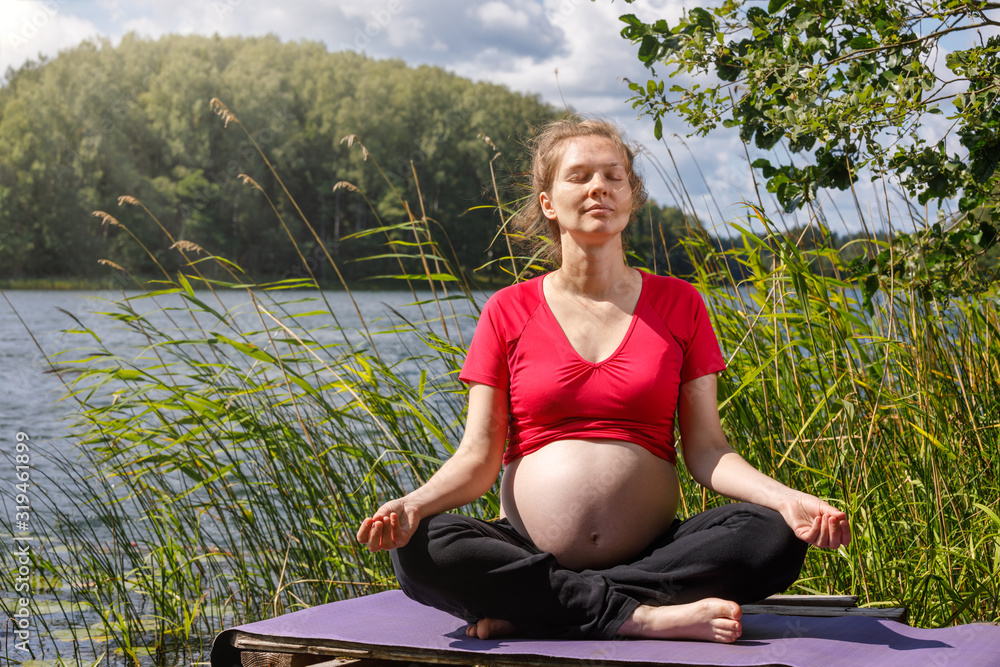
[1,1,102,75]
[97,0,125,23]
[384,16,427,50]
[120,16,162,38]
[475,1,540,31]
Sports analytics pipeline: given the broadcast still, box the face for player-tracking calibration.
[539,135,633,243]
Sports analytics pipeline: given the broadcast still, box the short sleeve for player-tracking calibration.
[679,290,727,382]
[459,296,510,390]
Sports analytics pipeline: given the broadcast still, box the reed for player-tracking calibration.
[2,100,997,665]
[683,210,1000,626]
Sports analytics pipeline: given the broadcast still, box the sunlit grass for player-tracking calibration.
[685,211,1000,626]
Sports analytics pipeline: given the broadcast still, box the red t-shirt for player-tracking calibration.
[459,271,727,466]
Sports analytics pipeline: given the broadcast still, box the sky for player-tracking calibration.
[0,0,979,237]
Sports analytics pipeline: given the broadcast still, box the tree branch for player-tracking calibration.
[818,21,993,69]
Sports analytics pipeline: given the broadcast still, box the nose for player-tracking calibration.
[588,173,609,197]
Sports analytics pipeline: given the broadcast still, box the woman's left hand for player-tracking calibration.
[778,495,851,550]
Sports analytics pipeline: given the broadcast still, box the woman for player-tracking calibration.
[357,118,850,644]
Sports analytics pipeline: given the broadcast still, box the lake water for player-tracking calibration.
[2,286,485,497]
[0,286,484,662]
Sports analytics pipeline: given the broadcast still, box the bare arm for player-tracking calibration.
[356,381,508,552]
[678,373,851,550]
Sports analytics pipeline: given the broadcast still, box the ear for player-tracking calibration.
[540,191,558,221]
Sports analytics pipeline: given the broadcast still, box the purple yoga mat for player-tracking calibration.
[211,590,1000,667]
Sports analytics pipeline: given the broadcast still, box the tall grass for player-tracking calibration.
[2,100,998,664]
[685,212,1000,626]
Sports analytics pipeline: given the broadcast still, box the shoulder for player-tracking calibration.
[641,272,707,310]
[478,275,546,332]
[488,274,544,306]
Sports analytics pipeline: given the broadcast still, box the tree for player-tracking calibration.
[620,0,1000,297]
[628,201,703,276]
[0,34,559,283]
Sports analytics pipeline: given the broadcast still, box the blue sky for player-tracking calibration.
[3,0,985,236]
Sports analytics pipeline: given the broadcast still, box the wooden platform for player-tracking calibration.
[741,594,906,623]
[227,595,909,667]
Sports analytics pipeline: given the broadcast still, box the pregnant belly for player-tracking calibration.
[500,439,680,570]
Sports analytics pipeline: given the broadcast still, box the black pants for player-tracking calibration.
[391,503,808,639]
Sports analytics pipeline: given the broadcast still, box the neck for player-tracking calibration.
[554,239,633,299]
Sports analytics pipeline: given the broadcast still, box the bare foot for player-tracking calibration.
[466,617,517,639]
[618,599,743,643]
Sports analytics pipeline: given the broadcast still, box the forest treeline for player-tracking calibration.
[0,33,705,285]
[1,33,915,288]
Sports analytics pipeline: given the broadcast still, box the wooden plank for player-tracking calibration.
[232,634,370,657]
[239,653,405,667]
[240,652,352,667]
[307,660,400,667]
[756,594,860,607]
[742,604,908,623]
[236,651,688,667]
[230,632,693,667]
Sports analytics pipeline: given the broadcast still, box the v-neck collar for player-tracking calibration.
[538,270,645,367]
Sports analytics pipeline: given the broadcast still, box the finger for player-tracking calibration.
[368,519,384,552]
[812,516,830,549]
[821,515,837,549]
[826,515,840,549]
[829,507,848,527]
[357,517,372,543]
[810,515,825,543]
[806,519,822,548]
[382,515,399,550]
[838,517,852,547]
[816,500,843,522]
[389,512,400,545]
[795,516,819,545]
[378,519,394,550]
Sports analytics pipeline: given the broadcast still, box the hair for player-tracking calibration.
[509,117,648,267]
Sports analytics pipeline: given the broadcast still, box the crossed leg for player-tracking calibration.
[393,504,807,642]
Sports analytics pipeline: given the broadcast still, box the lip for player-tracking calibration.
[585,204,613,213]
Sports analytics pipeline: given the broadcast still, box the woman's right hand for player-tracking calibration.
[356,498,420,552]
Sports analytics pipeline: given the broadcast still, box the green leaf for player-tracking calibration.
[862,275,880,314]
[793,12,816,31]
[688,7,714,30]
[959,194,980,211]
[638,35,658,62]
[368,273,458,281]
[978,222,998,250]
[849,35,878,50]
[620,13,643,28]
[215,335,277,363]
[804,36,828,55]
[177,272,195,299]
